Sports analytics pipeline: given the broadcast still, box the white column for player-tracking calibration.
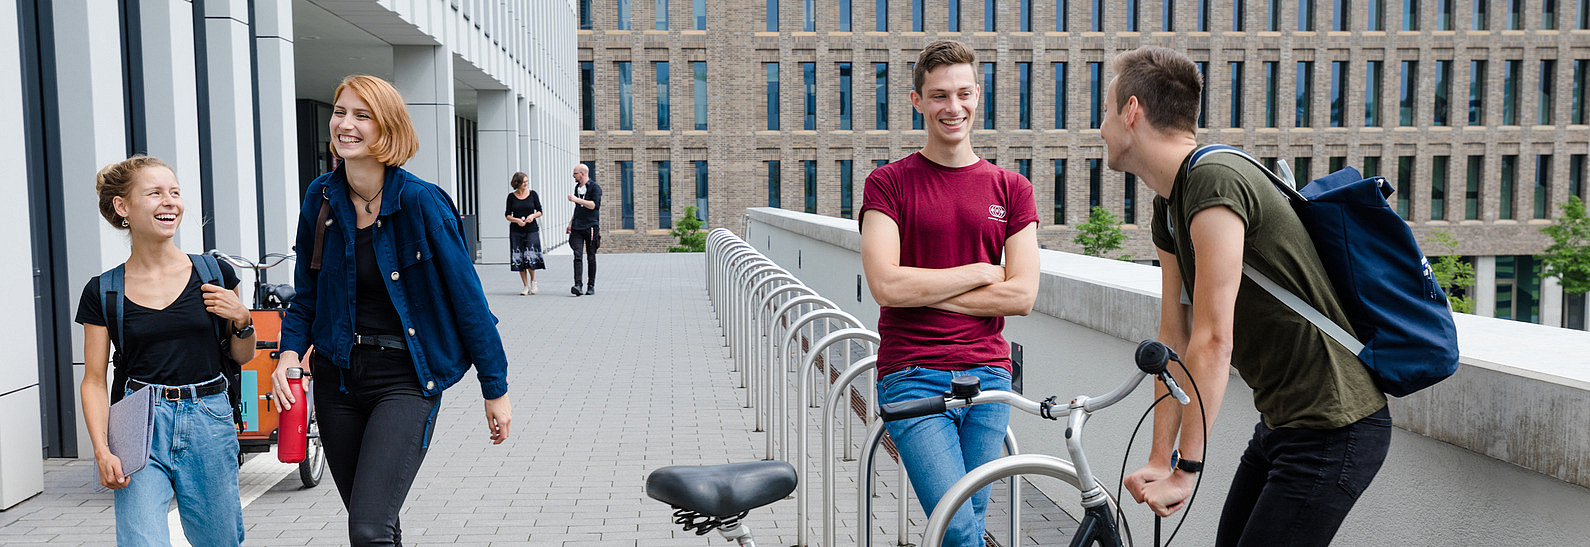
[202,0,261,270]
[1474,255,1498,317]
[477,89,516,263]
[517,95,531,175]
[253,0,300,256]
[1542,275,1564,327]
[137,0,204,251]
[394,45,458,199]
[0,0,44,510]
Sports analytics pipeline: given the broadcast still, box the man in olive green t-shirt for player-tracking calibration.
[1101,46,1391,546]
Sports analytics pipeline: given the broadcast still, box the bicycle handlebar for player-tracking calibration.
[207,249,295,271]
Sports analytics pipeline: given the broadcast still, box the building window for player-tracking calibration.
[695,160,708,223]
[1230,62,1244,127]
[767,0,779,31]
[803,159,817,213]
[914,0,924,31]
[839,63,853,130]
[1090,62,1103,129]
[1197,61,1209,128]
[1088,158,1102,209]
[1368,0,1385,29]
[1124,173,1138,224]
[1437,0,1453,29]
[695,0,706,29]
[1330,61,1347,127]
[1199,0,1211,30]
[1495,255,1542,323]
[878,0,888,31]
[1404,0,1420,29]
[1154,0,1165,32]
[1018,62,1031,129]
[1503,59,1521,125]
[581,0,593,29]
[1474,0,1489,29]
[876,63,889,130]
[1581,0,1589,28]
[1536,155,1553,218]
[1330,156,1347,173]
[840,0,852,31]
[1020,0,1032,31]
[620,161,635,229]
[1365,61,1383,126]
[1501,154,1518,219]
[619,62,633,130]
[1301,0,1316,30]
[1399,60,1417,126]
[1297,61,1314,128]
[1054,62,1069,129]
[1263,61,1280,127]
[658,160,672,229]
[1057,0,1069,31]
[1507,0,1523,28]
[1295,156,1314,183]
[803,62,816,130]
[1017,158,1032,180]
[619,0,632,30]
[1575,60,1588,124]
[1234,0,1247,30]
[1434,60,1452,126]
[1269,0,1282,29]
[804,0,815,31]
[766,63,780,130]
[986,0,997,31]
[767,160,781,207]
[1571,154,1587,199]
[1054,159,1067,224]
[693,62,707,130]
[656,62,671,130]
[656,0,668,29]
[1465,155,1483,219]
[581,62,595,130]
[840,160,854,218]
[1364,156,1383,177]
[1470,60,1487,125]
[951,0,962,31]
[1092,0,1104,30]
[984,63,997,129]
[1396,156,1414,217]
[1333,0,1349,29]
[1432,155,1449,221]
[1541,0,1558,29]
[1540,60,1557,125]
[912,63,924,129]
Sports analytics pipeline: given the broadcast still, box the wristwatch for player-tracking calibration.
[233,323,255,339]
[1170,449,1203,474]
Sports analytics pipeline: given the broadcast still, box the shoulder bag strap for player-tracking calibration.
[310,196,332,270]
[101,264,126,352]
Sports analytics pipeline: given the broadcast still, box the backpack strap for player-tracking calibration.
[189,254,230,342]
[191,252,245,429]
[100,264,126,352]
[310,196,332,271]
[1189,145,1305,202]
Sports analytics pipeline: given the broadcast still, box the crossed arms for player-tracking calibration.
[858,209,1039,317]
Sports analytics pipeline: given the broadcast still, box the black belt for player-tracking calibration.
[354,333,408,351]
[128,376,228,402]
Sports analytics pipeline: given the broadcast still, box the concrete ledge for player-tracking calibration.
[747,207,1590,488]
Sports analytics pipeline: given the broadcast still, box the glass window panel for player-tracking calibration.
[1057,0,1069,30]
[1093,0,1104,30]
[1404,0,1420,30]
[1197,61,1208,128]
[1501,154,1517,219]
[1266,61,1280,127]
[1474,0,1489,29]
[695,0,706,29]
[694,160,708,222]
[1088,158,1102,209]
[1055,62,1068,129]
[693,61,707,130]
[1507,0,1522,28]
[1297,61,1314,127]
[620,161,635,229]
[1301,0,1316,30]
[840,160,854,218]
[1470,60,1487,125]
[1400,60,1417,126]
[1540,60,1556,125]
[876,63,889,130]
[1235,0,1247,30]
[1019,62,1031,129]
[1536,155,1552,219]
[656,0,668,29]
[1503,59,1521,125]
[1269,0,1282,30]
[619,0,632,30]
[1199,0,1211,30]
[1364,156,1383,177]
[914,0,924,31]
[767,160,781,207]
[657,160,672,229]
[1434,60,1452,126]
[1331,61,1347,127]
[951,0,961,31]
[804,0,815,31]
[1021,0,1032,31]
[619,61,633,130]
[1432,155,1449,220]
[1230,62,1244,127]
[1368,0,1385,29]
[1437,0,1453,28]
[984,62,997,129]
[1124,173,1137,224]
[1571,154,1587,199]
[803,62,816,130]
[768,0,779,31]
[1466,155,1482,219]
[581,61,595,130]
[1160,0,1170,32]
[581,0,593,29]
[1090,62,1103,129]
[1574,60,1588,124]
[986,0,997,31]
[1397,156,1414,218]
[877,0,888,31]
[803,159,817,213]
[839,62,852,130]
[1054,159,1067,224]
[766,63,780,130]
[656,61,670,130]
[839,0,851,31]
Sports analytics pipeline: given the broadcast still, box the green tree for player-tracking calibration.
[1074,206,1130,260]
[1541,196,1590,296]
[1428,230,1475,314]
[669,205,706,252]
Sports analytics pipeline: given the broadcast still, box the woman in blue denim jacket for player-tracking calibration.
[273,75,513,546]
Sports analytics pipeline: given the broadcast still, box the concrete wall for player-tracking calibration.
[0,0,44,510]
[745,206,1590,546]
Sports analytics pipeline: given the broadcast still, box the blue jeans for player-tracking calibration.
[115,383,244,546]
[1215,406,1392,547]
[880,365,1011,547]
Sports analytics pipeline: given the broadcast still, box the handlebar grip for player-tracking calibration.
[879,396,947,422]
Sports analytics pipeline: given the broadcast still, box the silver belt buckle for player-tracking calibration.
[163,387,182,402]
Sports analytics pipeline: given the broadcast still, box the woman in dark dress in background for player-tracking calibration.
[505,171,545,295]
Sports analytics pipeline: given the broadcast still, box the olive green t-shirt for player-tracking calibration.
[1151,151,1386,430]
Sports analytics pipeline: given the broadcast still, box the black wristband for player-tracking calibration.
[1175,457,1204,474]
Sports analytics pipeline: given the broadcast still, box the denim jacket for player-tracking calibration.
[281,166,509,400]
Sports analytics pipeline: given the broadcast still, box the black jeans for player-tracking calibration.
[314,347,441,546]
[569,226,599,287]
[1215,406,1391,547]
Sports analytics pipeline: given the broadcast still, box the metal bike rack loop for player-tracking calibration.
[821,354,877,547]
[731,262,782,381]
[752,282,816,436]
[743,271,800,412]
[780,313,866,462]
[763,295,839,459]
[859,422,1022,547]
[791,327,876,547]
[920,454,1115,547]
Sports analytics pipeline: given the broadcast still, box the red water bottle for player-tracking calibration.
[277,367,308,463]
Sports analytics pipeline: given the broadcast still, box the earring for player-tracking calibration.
[121,218,129,228]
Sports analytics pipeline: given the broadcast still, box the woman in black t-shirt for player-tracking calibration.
[505,171,545,294]
[75,155,257,546]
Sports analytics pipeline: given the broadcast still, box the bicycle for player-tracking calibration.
[208,250,326,488]
[878,339,1192,547]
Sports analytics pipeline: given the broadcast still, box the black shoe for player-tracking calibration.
[571,285,583,296]
[584,286,595,295]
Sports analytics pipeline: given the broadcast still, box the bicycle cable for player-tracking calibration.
[1163,358,1207,546]
[1115,390,1170,547]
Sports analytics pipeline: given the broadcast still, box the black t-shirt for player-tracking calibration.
[76,262,240,387]
[354,226,404,336]
[505,191,543,233]
[570,181,602,231]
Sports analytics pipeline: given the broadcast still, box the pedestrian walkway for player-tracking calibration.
[0,253,941,546]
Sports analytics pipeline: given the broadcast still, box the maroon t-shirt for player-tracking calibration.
[860,152,1038,379]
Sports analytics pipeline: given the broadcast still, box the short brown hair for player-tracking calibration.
[96,155,171,229]
[330,75,418,166]
[913,40,977,93]
[1111,46,1203,134]
[510,172,528,190]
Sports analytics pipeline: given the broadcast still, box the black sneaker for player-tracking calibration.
[584,286,595,295]
[571,285,583,296]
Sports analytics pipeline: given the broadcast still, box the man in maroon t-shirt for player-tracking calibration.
[859,40,1040,547]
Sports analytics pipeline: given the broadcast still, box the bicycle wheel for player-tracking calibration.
[299,423,325,487]
[921,454,1121,547]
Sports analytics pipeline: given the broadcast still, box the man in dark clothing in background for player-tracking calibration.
[567,163,601,296]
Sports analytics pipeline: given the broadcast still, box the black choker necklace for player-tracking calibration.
[349,184,383,213]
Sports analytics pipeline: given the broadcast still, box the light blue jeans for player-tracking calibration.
[114,383,244,546]
[880,365,1012,547]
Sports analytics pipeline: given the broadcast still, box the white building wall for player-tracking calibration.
[202,0,262,271]
[138,0,205,252]
[0,0,44,510]
[254,1,300,256]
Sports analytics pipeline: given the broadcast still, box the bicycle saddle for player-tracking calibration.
[261,284,296,307]
[646,461,797,517]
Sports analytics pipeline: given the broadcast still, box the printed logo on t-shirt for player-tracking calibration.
[987,204,1007,222]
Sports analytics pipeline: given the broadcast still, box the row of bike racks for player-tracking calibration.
[705,228,1020,547]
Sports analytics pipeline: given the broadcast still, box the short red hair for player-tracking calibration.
[331,75,418,166]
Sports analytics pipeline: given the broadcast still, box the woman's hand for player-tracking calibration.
[201,284,251,328]
[96,451,129,490]
[484,395,512,444]
[272,351,305,412]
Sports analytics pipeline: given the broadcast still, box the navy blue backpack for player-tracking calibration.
[1190,145,1460,397]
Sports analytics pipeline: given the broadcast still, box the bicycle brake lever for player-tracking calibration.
[1159,372,1191,405]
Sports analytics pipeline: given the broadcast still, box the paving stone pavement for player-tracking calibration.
[0,253,1085,546]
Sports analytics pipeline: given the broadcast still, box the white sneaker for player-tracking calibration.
[530,282,539,295]
[520,286,530,296]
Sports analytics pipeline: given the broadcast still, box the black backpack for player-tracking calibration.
[98,254,243,426]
